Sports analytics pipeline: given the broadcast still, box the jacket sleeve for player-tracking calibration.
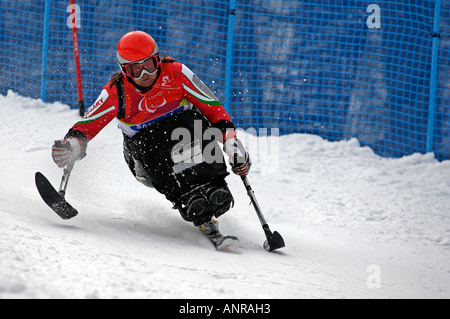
[66,85,119,143]
[179,63,236,141]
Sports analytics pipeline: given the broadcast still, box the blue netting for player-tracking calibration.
[1,0,449,160]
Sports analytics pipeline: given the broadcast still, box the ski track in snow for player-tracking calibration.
[1,90,449,299]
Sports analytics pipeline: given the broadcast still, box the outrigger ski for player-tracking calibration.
[35,171,78,220]
[35,161,78,220]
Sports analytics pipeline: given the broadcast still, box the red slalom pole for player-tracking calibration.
[69,0,85,117]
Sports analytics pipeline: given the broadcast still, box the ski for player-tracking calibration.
[35,172,78,220]
[206,232,239,251]
[200,220,239,250]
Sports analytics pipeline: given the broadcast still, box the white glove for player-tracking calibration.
[52,137,83,168]
[223,138,252,176]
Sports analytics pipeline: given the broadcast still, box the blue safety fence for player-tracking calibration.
[0,0,449,160]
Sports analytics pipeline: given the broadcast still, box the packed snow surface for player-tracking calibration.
[1,91,449,299]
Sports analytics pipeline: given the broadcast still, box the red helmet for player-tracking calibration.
[116,31,160,76]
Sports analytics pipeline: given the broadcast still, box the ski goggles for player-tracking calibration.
[123,56,158,80]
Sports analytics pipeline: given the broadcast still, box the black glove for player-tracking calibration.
[223,138,252,176]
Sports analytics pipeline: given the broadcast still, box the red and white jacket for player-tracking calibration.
[67,61,235,145]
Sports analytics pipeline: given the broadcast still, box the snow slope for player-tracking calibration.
[1,90,449,299]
